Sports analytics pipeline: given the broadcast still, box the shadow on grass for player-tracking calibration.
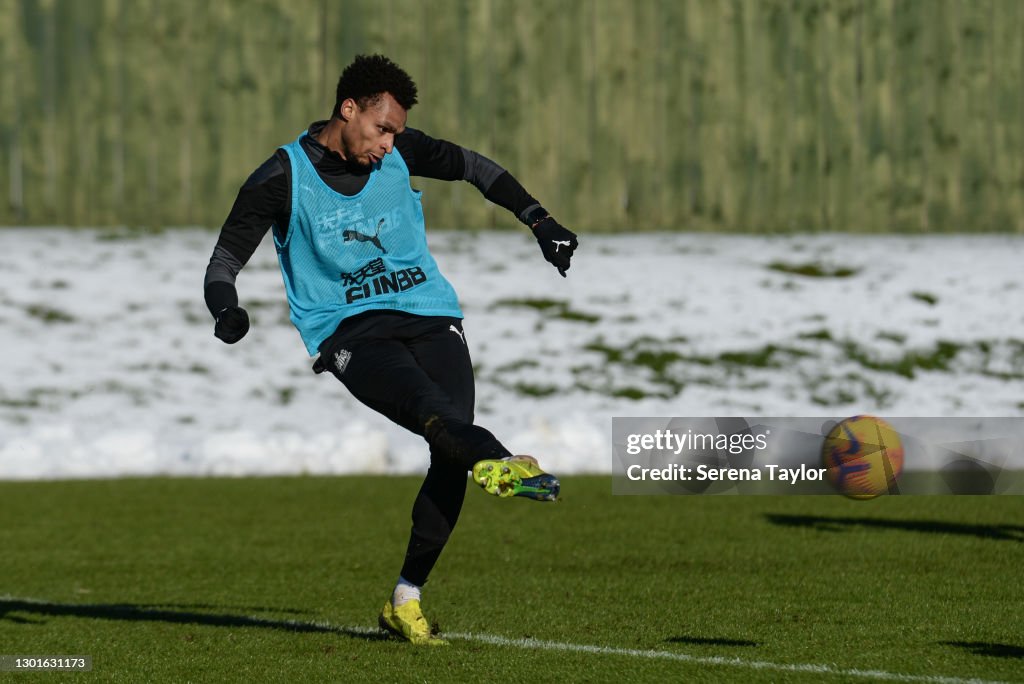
[940,641,1024,659]
[666,636,758,647]
[764,514,1024,542]
[0,598,387,642]
[136,603,310,615]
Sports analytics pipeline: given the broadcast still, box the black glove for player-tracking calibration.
[532,217,578,277]
[214,306,250,344]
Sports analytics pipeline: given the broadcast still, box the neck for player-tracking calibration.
[317,118,347,159]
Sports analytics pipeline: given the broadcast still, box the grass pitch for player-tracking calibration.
[0,476,1022,683]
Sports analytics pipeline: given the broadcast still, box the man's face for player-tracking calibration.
[338,92,407,167]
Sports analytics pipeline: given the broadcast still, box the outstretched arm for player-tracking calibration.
[397,128,579,276]
[204,151,289,343]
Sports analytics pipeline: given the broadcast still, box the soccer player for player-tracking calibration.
[203,55,578,645]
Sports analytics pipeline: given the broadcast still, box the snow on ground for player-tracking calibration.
[0,228,1022,479]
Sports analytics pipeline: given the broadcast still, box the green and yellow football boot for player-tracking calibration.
[471,455,560,501]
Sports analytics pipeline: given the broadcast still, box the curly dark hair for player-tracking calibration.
[333,54,418,117]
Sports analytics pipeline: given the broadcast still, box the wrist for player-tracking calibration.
[205,281,239,318]
[525,206,550,230]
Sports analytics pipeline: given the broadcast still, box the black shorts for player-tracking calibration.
[315,311,475,437]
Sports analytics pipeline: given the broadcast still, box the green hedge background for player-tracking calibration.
[2,0,1022,232]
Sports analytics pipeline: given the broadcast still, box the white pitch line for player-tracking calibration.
[313,620,1010,684]
[440,631,1010,684]
[1,597,1011,684]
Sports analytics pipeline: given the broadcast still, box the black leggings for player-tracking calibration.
[319,312,512,586]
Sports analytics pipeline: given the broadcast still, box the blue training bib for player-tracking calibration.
[275,132,463,355]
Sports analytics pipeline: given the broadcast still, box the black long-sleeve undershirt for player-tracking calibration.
[205,121,546,317]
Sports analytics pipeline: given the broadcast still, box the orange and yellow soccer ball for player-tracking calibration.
[821,415,904,499]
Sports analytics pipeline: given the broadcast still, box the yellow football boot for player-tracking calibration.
[378,599,447,646]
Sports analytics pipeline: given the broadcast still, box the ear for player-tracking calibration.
[338,98,358,122]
